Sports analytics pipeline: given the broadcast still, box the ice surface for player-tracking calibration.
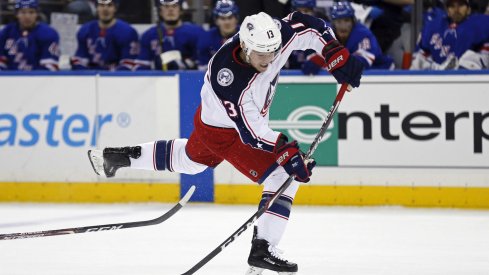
[1,203,489,275]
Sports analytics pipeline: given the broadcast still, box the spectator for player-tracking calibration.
[285,0,330,74]
[411,0,489,70]
[197,0,239,70]
[296,1,394,75]
[0,0,60,71]
[134,0,203,71]
[70,0,139,71]
[351,0,413,51]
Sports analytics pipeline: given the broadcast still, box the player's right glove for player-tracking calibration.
[323,41,364,88]
[274,135,316,183]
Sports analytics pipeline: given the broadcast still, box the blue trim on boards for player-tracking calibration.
[2,69,487,202]
[0,70,178,77]
[178,72,214,202]
[1,69,488,77]
[279,69,489,76]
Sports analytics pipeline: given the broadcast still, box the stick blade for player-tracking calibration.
[179,185,196,206]
[87,149,104,176]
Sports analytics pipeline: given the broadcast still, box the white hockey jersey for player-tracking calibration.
[200,12,337,153]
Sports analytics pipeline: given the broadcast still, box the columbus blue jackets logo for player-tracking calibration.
[260,73,279,116]
[217,68,234,86]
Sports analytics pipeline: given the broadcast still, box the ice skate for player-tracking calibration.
[246,238,298,275]
[87,146,141,177]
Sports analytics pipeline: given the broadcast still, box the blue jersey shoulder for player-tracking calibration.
[77,20,98,38]
[179,22,204,34]
[197,27,223,64]
[141,25,157,41]
[1,22,17,34]
[34,23,59,42]
[209,35,257,103]
[0,22,58,45]
[203,27,222,44]
[113,19,134,30]
[466,14,489,33]
[350,23,373,39]
[348,23,380,53]
[112,20,138,41]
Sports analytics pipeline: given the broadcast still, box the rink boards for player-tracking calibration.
[0,71,488,208]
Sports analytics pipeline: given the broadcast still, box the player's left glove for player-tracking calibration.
[323,41,364,88]
[274,135,316,183]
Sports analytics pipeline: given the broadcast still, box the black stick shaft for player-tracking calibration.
[0,186,195,241]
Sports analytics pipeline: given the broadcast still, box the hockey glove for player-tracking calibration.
[323,42,364,88]
[274,137,315,183]
[301,53,325,75]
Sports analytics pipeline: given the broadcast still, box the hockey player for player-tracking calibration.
[196,0,239,70]
[0,0,60,71]
[70,0,139,71]
[411,0,489,70]
[89,12,363,274]
[134,0,203,71]
[298,1,394,74]
[329,1,394,70]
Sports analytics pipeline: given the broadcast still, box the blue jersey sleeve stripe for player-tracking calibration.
[166,140,175,172]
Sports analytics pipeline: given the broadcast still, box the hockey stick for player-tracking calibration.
[181,83,351,274]
[0,185,195,241]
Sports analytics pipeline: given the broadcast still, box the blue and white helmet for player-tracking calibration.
[330,1,355,20]
[15,0,39,10]
[239,12,282,55]
[291,0,316,8]
[213,0,239,19]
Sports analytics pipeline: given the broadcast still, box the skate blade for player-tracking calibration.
[246,266,264,275]
[87,150,104,176]
[246,266,297,275]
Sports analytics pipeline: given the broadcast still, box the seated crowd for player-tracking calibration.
[1,0,488,72]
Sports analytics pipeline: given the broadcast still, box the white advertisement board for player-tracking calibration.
[0,75,180,183]
[215,74,489,187]
[339,75,489,168]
